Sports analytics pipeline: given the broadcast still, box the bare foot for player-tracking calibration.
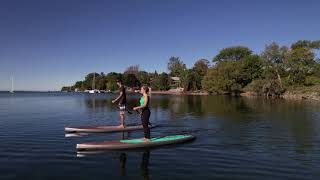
[118,125,125,128]
[143,138,150,142]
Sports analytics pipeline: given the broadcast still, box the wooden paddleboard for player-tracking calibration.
[65,125,156,133]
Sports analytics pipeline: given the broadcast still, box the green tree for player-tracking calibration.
[124,73,140,88]
[213,46,252,62]
[96,75,107,90]
[261,42,288,64]
[158,72,170,90]
[192,59,209,90]
[74,81,84,90]
[261,42,288,87]
[203,54,263,94]
[106,72,122,91]
[241,55,263,85]
[61,86,72,92]
[284,47,316,85]
[167,56,187,77]
[151,72,170,90]
[137,71,150,85]
[202,61,242,94]
[125,65,140,75]
[291,40,320,50]
[84,72,101,90]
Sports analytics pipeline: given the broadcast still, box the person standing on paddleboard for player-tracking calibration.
[112,80,127,128]
[133,86,151,141]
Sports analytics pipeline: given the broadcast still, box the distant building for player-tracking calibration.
[170,77,181,88]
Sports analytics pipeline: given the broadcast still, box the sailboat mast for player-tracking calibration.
[10,76,14,93]
[92,73,95,90]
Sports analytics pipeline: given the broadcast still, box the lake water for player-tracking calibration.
[0,92,320,180]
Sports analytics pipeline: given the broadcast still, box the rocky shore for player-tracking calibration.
[241,85,320,101]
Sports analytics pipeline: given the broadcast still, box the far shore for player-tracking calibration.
[63,87,320,101]
[152,87,320,101]
[150,90,209,95]
[240,85,320,102]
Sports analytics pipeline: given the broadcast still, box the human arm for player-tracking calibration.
[112,91,123,104]
[133,94,148,111]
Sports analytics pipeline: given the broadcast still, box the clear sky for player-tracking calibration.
[0,0,319,91]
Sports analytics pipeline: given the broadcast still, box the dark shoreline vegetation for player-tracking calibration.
[62,40,320,100]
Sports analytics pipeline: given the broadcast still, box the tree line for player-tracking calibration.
[61,66,173,92]
[62,39,320,96]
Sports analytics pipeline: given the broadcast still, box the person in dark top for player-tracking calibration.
[112,80,127,128]
[133,85,151,141]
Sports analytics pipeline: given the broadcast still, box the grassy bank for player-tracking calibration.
[281,85,320,101]
[241,85,320,101]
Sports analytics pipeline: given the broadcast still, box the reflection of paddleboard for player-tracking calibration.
[65,125,156,133]
[76,135,195,150]
[65,133,89,138]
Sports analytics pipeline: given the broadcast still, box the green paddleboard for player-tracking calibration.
[77,134,195,150]
[120,135,192,143]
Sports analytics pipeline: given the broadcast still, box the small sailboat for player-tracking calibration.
[88,73,100,93]
[9,76,14,93]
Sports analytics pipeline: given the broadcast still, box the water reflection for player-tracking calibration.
[77,150,151,180]
[118,150,150,179]
[140,150,150,180]
[119,152,127,176]
[80,94,320,160]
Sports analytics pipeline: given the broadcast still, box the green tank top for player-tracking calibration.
[140,96,145,106]
[140,95,150,107]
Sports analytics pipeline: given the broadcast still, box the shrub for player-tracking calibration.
[244,79,285,96]
[305,76,320,86]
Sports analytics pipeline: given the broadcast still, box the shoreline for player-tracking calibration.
[151,87,320,101]
[151,91,209,95]
[240,91,320,102]
[152,90,319,101]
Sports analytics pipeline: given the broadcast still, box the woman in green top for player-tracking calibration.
[133,86,151,141]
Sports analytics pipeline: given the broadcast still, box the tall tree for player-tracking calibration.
[124,73,140,88]
[137,71,150,85]
[167,56,187,77]
[106,72,122,91]
[291,40,320,50]
[74,81,84,90]
[125,65,140,75]
[193,59,209,76]
[261,42,289,86]
[213,46,252,62]
[202,61,242,94]
[192,59,209,90]
[284,47,316,85]
[84,72,100,90]
[96,75,107,90]
[261,42,288,64]
[151,72,170,90]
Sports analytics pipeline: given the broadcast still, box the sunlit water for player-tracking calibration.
[0,92,319,180]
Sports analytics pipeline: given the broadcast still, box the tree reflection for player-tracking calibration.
[118,150,150,179]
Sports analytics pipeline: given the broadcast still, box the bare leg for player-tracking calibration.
[119,113,125,128]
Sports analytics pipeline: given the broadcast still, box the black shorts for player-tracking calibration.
[119,104,126,115]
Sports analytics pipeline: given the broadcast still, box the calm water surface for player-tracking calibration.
[0,92,320,180]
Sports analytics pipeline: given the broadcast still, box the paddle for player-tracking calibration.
[126,107,153,126]
[126,107,141,115]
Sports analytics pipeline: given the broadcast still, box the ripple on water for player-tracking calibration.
[1,93,320,180]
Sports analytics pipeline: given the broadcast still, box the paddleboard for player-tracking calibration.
[76,134,195,150]
[65,125,156,133]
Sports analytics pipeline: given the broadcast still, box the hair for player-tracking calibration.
[141,85,150,94]
[116,79,122,84]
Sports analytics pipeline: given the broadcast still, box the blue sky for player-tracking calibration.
[0,0,319,91]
